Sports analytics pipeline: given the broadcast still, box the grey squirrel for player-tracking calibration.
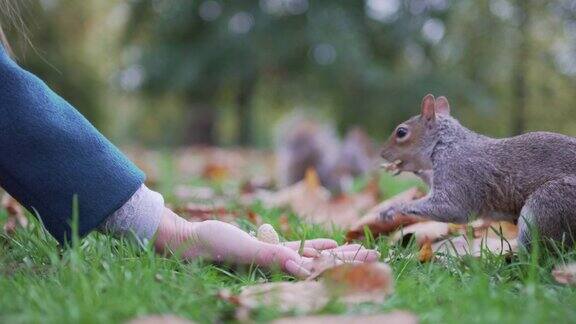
[380,94,576,249]
[276,114,376,194]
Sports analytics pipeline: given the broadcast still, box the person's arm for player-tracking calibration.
[101,185,379,278]
[0,45,144,243]
[153,208,380,278]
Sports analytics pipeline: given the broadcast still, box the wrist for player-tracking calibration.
[154,208,199,257]
[101,184,164,244]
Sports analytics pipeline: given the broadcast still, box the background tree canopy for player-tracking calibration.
[6,0,576,147]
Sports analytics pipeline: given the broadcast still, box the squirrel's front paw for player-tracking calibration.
[379,205,400,222]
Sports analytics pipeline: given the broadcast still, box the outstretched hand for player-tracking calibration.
[154,208,380,278]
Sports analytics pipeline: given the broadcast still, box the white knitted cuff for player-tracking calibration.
[101,184,164,245]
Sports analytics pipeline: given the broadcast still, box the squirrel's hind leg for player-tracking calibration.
[518,177,576,250]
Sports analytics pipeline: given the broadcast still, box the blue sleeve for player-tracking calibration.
[0,46,145,243]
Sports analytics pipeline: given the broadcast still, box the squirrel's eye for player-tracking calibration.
[396,127,408,139]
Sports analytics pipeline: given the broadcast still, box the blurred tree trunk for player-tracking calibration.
[511,0,530,135]
[236,73,257,146]
[184,97,217,145]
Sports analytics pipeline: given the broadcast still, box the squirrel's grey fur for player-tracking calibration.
[380,94,576,249]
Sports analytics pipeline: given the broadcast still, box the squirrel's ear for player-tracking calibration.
[435,96,450,116]
[421,94,436,121]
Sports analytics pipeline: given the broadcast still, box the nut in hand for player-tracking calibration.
[257,224,280,245]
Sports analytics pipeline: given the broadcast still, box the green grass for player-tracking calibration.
[0,174,575,323]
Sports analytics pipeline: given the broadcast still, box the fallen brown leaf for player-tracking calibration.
[278,214,291,236]
[128,147,276,187]
[222,281,328,315]
[220,262,394,319]
[260,169,378,229]
[248,170,329,208]
[388,219,518,260]
[272,311,418,324]
[321,262,394,303]
[172,202,266,226]
[202,163,229,181]
[245,210,262,224]
[552,263,576,285]
[240,175,274,194]
[2,194,27,235]
[125,315,195,324]
[390,221,451,246]
[346,187,425,241]
[173,202,237,222]
[469,219,518,240]
[419,240,434,262]
[432,235,517,257]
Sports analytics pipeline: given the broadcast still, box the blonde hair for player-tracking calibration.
[0,26,13,56]
[0,0,29,58]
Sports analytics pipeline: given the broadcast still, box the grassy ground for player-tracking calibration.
[1,173,576,324]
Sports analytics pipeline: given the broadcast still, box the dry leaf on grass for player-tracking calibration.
[272,311,418,324]
[172,203,262,225]
[467,219,518,240]
[249,168,329,208]
[390,221,451,246]
[394,220,519,262]
[346,187,425,241]
[278,214,292,236]
[419,240,434,262]
[2,194,27,235]
[202,163,230,181]
[240,175,274,194]
[221,281,329,315]
[552,263,576,285]
[173,203,237,222]
[321,263,394,303]
[220,262,394,318]
[259,169,378,229]
[193,148,276,184]
[125,315,195,324]
[432,235,517,257]
[129,147,276,187]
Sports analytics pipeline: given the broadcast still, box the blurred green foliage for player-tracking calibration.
[4,1,116,128]
[4,0,576,146]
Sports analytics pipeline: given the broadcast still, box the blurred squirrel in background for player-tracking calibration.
[275,113,377,195]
